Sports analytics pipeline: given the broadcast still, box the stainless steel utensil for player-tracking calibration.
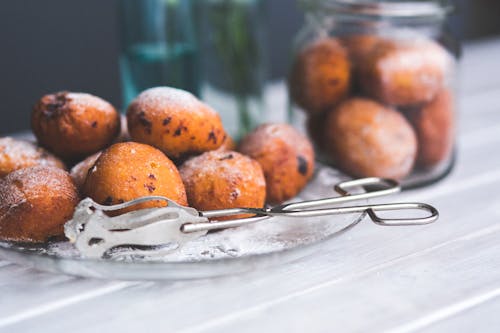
[65,177,438,259]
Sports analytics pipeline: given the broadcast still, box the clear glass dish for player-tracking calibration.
[0,164,365,280]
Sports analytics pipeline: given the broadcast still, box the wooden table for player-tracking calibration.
[1,38,499,333]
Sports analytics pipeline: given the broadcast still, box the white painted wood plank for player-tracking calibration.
[0,281,137,328]
[188,226,500,333]
[459,87,499,116]
[0,263,136,325]
[458,87,500,135]
[460,37,500,94]
[422,296,500,333]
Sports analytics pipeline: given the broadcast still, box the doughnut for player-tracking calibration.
[0,137,65,177]
[31,91,120,161]
[289,37,351,114]
[82,142,187,212]
[408,89,455,168]
[180,150,265,216]
[239,123,315,204]
[359,38,451,106]
[325,97,417,179]
[0,166,79,243]
[127,87,226,158]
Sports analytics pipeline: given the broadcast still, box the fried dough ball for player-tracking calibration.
[31,92,121,161]
[70,152,101,191]
[0,137,65,178]
[0,166,79,243]
[180,151,266,215]
[127,87,226,158]
[408,89,455,169]
[289,37,351,114]
[83,142,187,212]
[341,35,380,66]
[340,34,381,91]
[239,123,315,204]
[325,98,417,180]
[359,38,451,107]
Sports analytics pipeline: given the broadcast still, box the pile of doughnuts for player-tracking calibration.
[289,34,455,180]
[0,87,315,243]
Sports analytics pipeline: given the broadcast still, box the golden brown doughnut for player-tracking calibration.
[341,34,381,66]
[340,34,381,91]
[325,98,417,180]
[239,123,315,204]
[0,137,65,178]
[359,38,451,107]
[83,142,187,212]
[31,91,121,161]
[0,166,79,243]
[408,89,455,169]
[127,87,226,158]
[180,151,266,215]
[289,37,351,114]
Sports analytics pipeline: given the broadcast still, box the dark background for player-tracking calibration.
[1,0,499,135]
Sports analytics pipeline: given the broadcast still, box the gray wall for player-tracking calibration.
[0,0,498,135]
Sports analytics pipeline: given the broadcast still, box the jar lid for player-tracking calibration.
[302,0,453,19]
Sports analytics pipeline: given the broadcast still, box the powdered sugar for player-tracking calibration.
[131,87,218,116]
[0,137,64,176]
[65,92,116,113]
[180,150,266,191]
[244,123,314,156]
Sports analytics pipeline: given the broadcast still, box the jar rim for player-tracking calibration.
[301,0,453,19]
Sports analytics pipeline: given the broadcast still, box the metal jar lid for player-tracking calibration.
[301,0,453,19]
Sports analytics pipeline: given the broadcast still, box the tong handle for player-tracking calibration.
[367,202,438,226]
[183,177,435,233]
[275,177,400,211]
[266,202,438,225]
[182,202,438,233]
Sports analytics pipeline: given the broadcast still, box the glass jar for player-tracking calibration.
[193,0,270,140]
[118,0,200,108]
[288,0,459,188]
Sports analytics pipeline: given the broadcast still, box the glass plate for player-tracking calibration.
[0,165,365,280]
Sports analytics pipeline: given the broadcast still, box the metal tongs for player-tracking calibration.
[64,177,438,259]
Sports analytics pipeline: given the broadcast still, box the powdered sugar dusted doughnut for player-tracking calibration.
[239,123,315,204]
[360,37,452,107]
[408,89,455,169]
[0,137,65,177]
[83,142,187,213]
[127,87,226,158]
[31,91,121,160]
[180,150,265,216]
[0,166,79,243]
[325,98,417,180]
[289,38,351,114]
